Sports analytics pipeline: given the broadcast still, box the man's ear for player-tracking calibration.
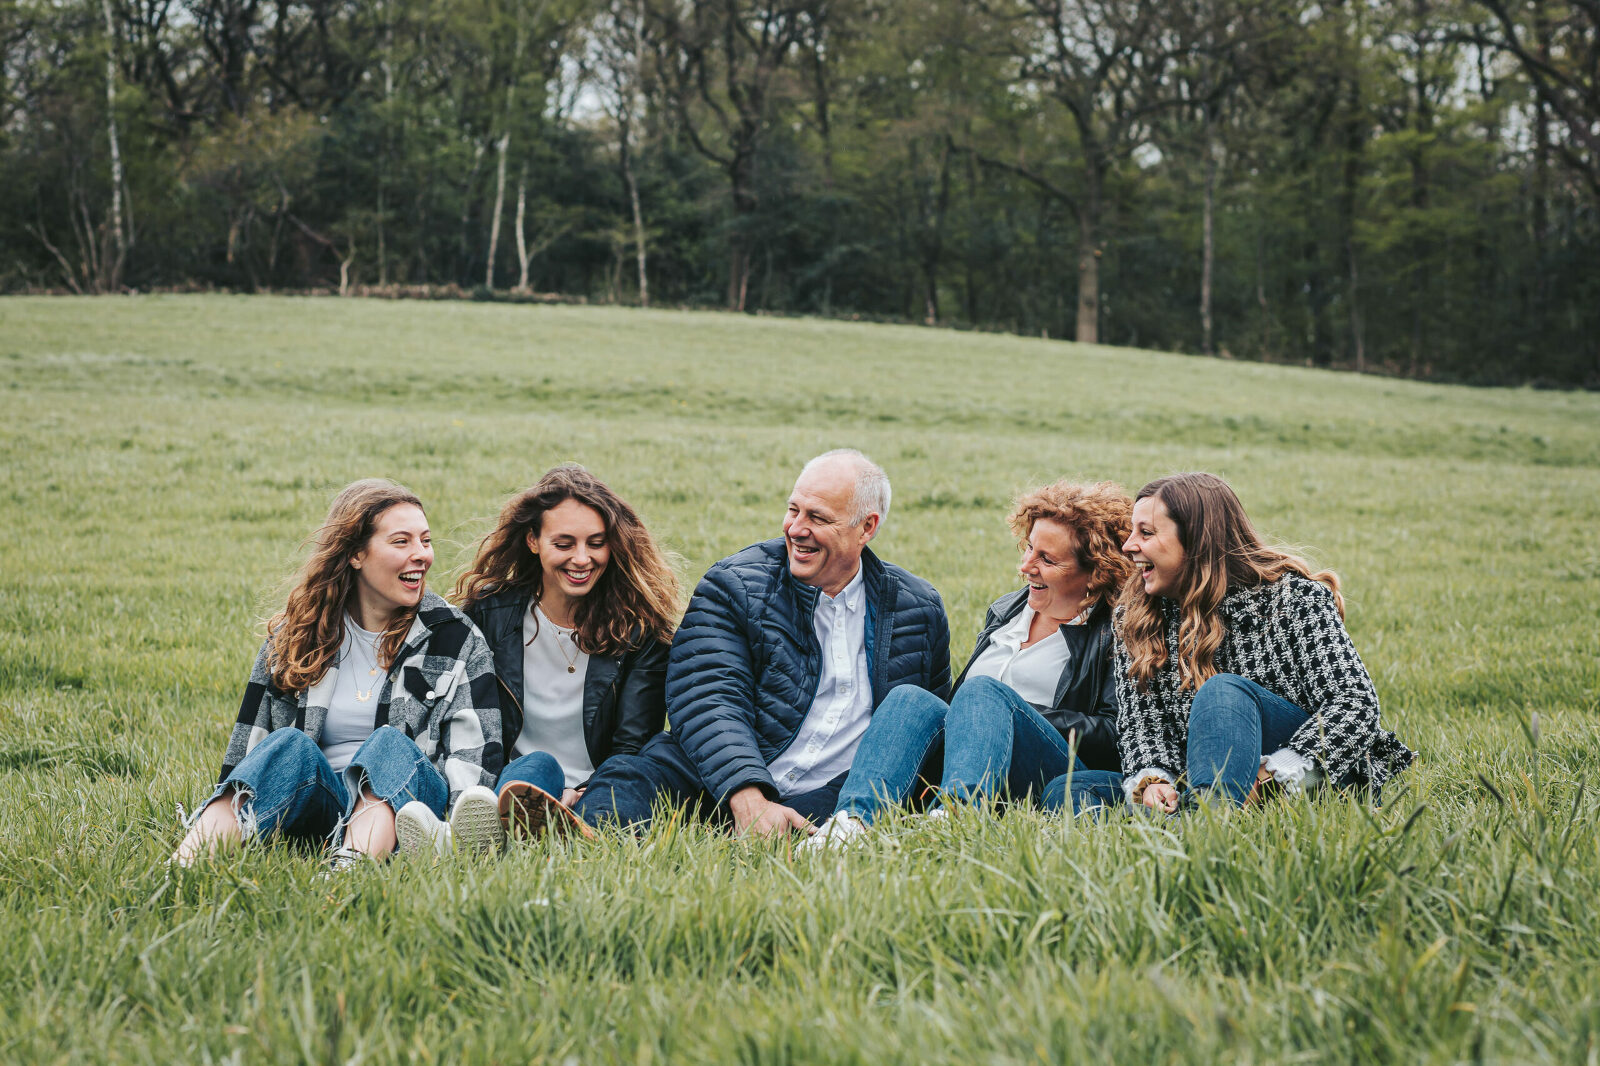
[858,512,880,544]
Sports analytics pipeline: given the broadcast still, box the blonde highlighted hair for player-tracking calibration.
[267,479,424,693]
[1119,472,1342,692]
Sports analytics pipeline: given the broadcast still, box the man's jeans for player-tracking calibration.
[191,725,448,846]
[833,676,1088,825]
[1045,673,1309,814]
[574,733,847,830]
[498,750,567,797]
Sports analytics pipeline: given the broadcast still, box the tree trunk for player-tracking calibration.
[101,0,128,291]
[1200,112,1217,356]
[514,172,531,293]
[486,131,510,290]
[622,121,648,307]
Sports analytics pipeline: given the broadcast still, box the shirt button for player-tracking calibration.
[425,690,436,700]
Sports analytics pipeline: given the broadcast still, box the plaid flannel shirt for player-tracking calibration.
[1114,573,1414,795]
[218,591,504,807]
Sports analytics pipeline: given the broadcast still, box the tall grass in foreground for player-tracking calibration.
[2,296,1598,1063]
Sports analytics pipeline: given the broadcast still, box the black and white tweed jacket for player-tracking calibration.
[1114,573,1414,793]
[218,591,504,806]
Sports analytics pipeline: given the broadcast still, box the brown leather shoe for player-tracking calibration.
[497,781,597,841]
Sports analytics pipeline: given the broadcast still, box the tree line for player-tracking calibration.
[3,0,1597,386]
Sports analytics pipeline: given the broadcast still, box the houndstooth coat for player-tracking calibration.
[1114,573,1414,794]
[218,591,504,807]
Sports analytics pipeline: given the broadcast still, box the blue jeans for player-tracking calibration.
[498,750,567,797]
[834,677,1087,825]
[575,733,848,830]
[194,725,448,847]
[1044,673,1308,815]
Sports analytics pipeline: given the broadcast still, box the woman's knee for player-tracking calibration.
[498,750,564,793]
[951,676,1022,719]
[349,724,427,765]
[236,727,323,778]
[1190,673,1257,722]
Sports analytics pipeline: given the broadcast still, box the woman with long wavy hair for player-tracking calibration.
[1050,472,1414,815]
[171,479,502,870]
[408,464,681,851]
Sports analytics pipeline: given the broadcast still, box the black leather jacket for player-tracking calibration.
[466,588,670,785]
[952,589,1120,771]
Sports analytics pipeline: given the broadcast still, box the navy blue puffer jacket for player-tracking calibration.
[665,538,952,803]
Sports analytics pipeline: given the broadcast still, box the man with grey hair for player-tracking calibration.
[573,448,951,835]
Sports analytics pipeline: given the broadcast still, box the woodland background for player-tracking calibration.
[3,0,1599,386]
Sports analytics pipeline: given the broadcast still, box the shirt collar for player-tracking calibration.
[820,564,866,613]
[996,601,1088,647]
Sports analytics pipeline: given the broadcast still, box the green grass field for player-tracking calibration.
[3,295,1599,1064]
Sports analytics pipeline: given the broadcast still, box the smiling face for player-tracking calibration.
[349,502,433,628]
[1124,494,1186,598]
[783,458,878,597]
[528,498,610,617]
[1018,517,1093,622]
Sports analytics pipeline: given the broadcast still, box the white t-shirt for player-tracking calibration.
[963,603,1078,707]
[514,604,595,788]
[767,566,872,797]
[322,617,381,773]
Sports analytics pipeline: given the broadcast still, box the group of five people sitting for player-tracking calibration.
[171,451,1414,869]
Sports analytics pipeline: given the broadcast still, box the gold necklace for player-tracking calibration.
[346,619,381,702]
[537,604,581,674]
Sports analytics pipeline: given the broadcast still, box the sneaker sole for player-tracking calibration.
[449,791,506,854]
[394,807,441,856]
[498,782,597,842]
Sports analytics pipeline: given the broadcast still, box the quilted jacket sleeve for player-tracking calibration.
[927,595,953,701]
[218,638,279,783]
[665,564,774,804]
[1279,579,1383,785]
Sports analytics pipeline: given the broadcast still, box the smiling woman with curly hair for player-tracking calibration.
[802,479,1134,850]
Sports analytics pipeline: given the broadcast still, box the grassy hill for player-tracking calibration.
[2,295,1598,1063]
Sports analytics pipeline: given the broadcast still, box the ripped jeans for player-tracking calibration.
[190,726,447,848]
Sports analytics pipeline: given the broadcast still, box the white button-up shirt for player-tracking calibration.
[766,565,872,797]
[963,604,1080,707]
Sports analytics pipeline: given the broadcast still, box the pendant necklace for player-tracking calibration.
[539,604,581,674]
[554,627,580,674]
[346,618,381,702]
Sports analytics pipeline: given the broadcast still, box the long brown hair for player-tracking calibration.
[453,465,681,655]
[1119,472,1342,691]
[267,479,425,693]
[1007,479,1134,612]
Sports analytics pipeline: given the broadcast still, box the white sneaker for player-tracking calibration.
[320,845,371,879]
[797,811,868,852]
[449,785,506,854]
[394,801,452,857]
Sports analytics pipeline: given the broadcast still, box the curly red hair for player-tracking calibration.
[1007,480,1134,610]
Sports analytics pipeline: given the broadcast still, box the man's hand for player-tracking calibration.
[728,785,814,838]
[1141,781,1180,813]
[560,787,584,808]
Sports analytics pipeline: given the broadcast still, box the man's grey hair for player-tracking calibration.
[799,448,891,528]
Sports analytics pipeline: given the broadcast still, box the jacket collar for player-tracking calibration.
[784,543,887,604]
